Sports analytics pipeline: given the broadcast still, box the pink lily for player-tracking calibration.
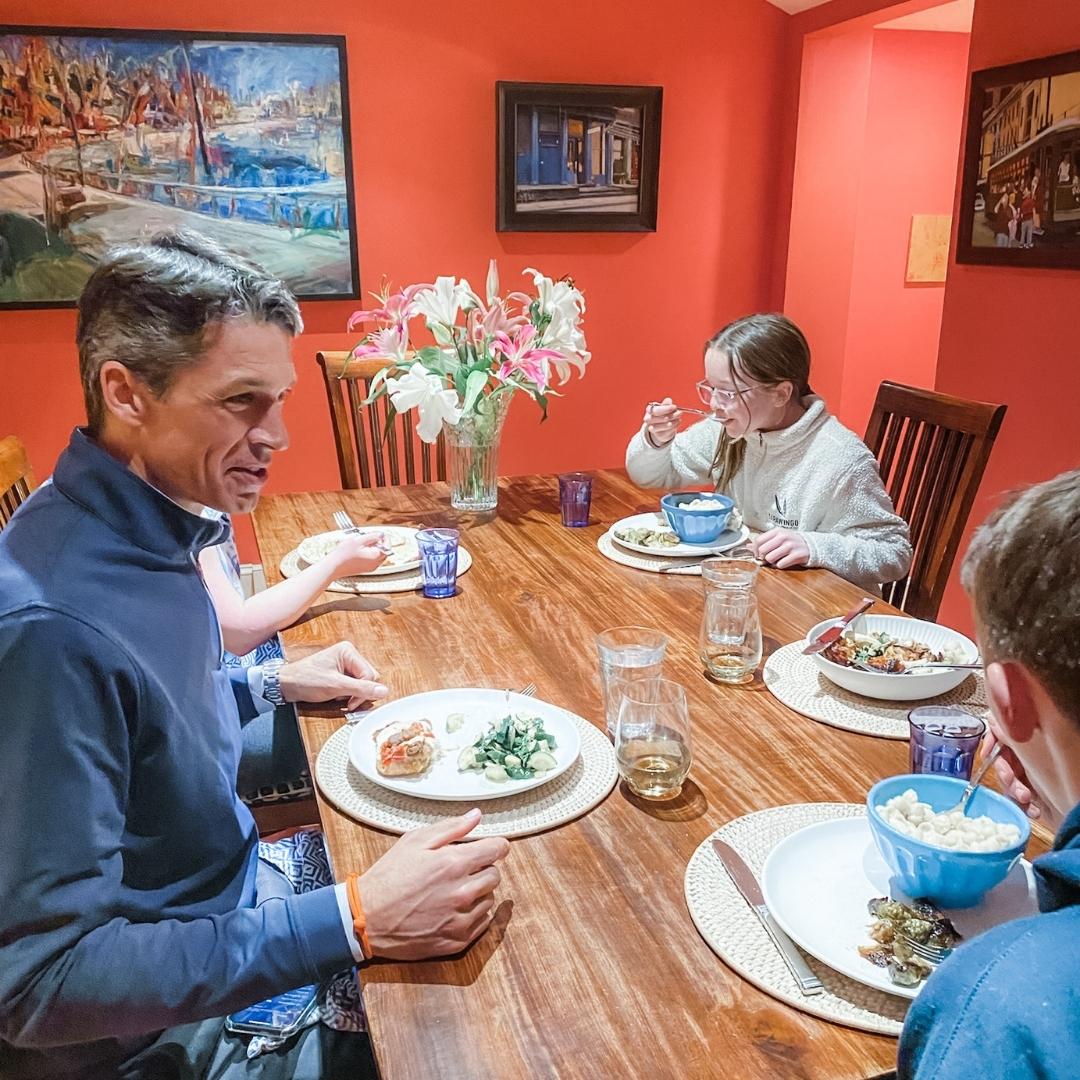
[351,323,409,365]
[494,324,564,389]
[347,284,428,331]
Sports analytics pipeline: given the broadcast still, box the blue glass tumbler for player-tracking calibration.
[416,528,460,599]
[559,472,592,527]
[908,706,986,779]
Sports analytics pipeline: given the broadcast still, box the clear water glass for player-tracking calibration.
[701,556,759,591]
[558,472,592,527]
[596,627,668,738]
[416,528,460,599]
[699,588,762,683]
[908,706,986,779]
[615,677,693,800]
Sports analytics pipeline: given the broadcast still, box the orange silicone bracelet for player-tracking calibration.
[345,872,373,961]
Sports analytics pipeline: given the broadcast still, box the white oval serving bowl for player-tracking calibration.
[806,613,979,701]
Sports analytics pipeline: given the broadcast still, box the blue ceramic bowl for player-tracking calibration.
[660,492,735,545]
[866,774,1030,909]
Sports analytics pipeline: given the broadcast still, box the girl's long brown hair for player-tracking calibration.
[707,314,812,493]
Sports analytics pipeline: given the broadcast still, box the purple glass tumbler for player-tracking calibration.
[416,528,460,599]
[908,705,986,779]
[559,472,592,527]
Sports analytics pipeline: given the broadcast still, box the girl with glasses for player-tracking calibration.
[625,313,911,591]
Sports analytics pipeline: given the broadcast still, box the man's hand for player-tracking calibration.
[983,727,1052,825]
[279,642,388,710]
[753,528,810,569]
[358,809,510,960]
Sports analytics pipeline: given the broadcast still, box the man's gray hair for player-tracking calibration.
[961,469,1080,726]
[76,229,303,433]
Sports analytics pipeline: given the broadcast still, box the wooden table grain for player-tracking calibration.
[252,470,924,1080]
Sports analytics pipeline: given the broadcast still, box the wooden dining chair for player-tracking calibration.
[864,381,1006,622]
[0,435,37,529]
[316,351,447,489]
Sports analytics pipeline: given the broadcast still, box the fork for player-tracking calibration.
[647,401,724,422]
[897,931,954,965]
[333,510,362,533]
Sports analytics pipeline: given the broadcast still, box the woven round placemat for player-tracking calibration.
[280,546,473,595]
[685,803,908,1036]
[597,530,749,575]
[315,711,618,838]
[763,643,988,740]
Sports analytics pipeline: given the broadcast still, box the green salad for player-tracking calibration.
[457,713,558,782]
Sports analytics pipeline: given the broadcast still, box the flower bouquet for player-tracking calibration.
[347,261,589,511]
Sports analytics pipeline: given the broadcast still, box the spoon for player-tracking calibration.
[949,743,1004,816]
[647,401,725,422]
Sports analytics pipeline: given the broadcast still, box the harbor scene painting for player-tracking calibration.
[0,27,358,307]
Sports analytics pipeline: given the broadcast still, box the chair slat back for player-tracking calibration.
[0,435,37,530]
[864,381,1006,621]
[316,352,448,489]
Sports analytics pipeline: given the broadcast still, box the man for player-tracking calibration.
[899,468,1080,1079]
[0,231,509,1078]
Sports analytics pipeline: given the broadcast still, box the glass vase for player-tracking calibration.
[443,394,511,512]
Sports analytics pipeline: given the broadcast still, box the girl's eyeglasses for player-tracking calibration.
[695,379,753,406]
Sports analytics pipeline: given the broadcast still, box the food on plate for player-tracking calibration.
[372,719,437,777]
[614,526,681,549]
[681,498,727,510]
[877,788,1022,853]
[858,896,962,987]
[823,630,966,674]
[303,529,419,567]
[445,712,465,734]
[457,712,558,782]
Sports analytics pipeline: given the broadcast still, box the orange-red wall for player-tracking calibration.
[0,0,790,559]
[785,23,969,434]
[841,28,970,428]
[934,0,1080,630]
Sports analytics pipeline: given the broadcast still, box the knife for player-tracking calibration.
[711,839,824,996]
[802,596,876,655]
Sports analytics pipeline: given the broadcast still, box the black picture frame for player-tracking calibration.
[0,24,360,309]
[496,81,662,233]
[957,47,1080,269]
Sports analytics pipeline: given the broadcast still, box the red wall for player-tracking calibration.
[934,0,1080,630]
[785,24,969,434]
[841,28,970,428]
[0,0,790,559]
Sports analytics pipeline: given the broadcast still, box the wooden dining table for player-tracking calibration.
[252,469,943,1080]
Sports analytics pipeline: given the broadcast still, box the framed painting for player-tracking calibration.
[0,26,359,309]
[496,81,662,232]
[957,47,1080,269]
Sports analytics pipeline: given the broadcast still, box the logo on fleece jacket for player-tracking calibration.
[769,493,800,530]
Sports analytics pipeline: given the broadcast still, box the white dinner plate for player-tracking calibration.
[609,512,750,558]
[761,816,1038,1000]
[348,688,583,801]
[297,526,421,576]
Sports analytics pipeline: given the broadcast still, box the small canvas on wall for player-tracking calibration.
[496,82,662,232]
[957,47,1080,269]
[906,214,951,283]
[0,26,359,309]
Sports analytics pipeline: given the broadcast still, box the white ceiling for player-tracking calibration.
[877,0,973,31]
[763,0,974,29]
[763,0,833,13]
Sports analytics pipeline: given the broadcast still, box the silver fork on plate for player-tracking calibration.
[333,510,361,533]
[897,931,954,966]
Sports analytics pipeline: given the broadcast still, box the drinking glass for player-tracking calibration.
[558,472,593,527]
[596,627,668,737]
[416,528,460,599]
[908,706,986,779]
[699,588,762,683]
[701,557,759,591]
[615,677,693,800]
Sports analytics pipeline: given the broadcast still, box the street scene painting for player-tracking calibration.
[958,48,1080,269]
[497,82,661,233]
[0,27,358,307]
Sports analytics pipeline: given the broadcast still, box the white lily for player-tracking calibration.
[523,267,586,326]
[414,276,479,330]
[384,362,462,443]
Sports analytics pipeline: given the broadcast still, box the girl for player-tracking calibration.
[199,520,388,801]
[625,313,911,592]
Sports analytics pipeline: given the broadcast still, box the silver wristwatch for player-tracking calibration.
[261,658,287,706]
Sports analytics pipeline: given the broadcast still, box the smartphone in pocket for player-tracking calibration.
[224,982,322,1039]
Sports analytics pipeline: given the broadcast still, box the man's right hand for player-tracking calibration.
[984,727,1054,827]
[358,809,510,960]
[642,397,681,447]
